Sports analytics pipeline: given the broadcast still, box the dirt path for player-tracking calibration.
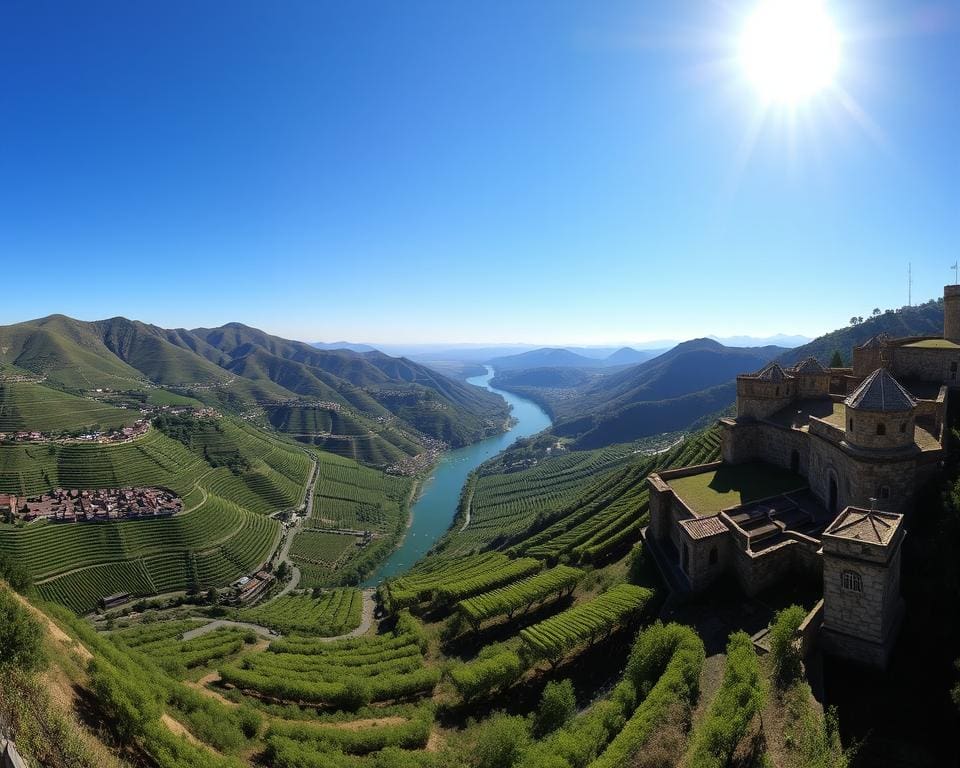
[327,716,407,730]
[181,619,278,642]
[11,590,92,662]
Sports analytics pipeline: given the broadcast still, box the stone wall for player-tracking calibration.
[808,435,916,515]
[682,526,732,591]
[736,378,796,419]
[945,284,960,343]
[796,373,831,398]
[844,408,915,451]
[889,345,960,385]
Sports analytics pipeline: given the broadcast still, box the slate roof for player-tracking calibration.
[824,508,900,545]
[679,516,728,540]
[793,357,827,375]
[844,368,916,412]
[857,333,888,350]
[751,362,790,382]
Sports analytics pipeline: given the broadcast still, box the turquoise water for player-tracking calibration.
[362,367,552,585]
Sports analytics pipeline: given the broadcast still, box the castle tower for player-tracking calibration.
[735,362,795,420]
[820,507,905,668]
[945,285,960,344]
[843,368,916,451]
[852,334,887,378]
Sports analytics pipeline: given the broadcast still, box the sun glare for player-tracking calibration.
[739,0,840,104]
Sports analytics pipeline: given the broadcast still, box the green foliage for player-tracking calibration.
[519,585,653,664]
[829,350,844,368]
[534,679,576,737]
[0,587,46,673]
[587,622,705,768]
[685,631,764,768]
[238,589,362,636]
[457,565,583,629]
[474,713,531,768]
[781,681,849,768]
[0,380,136,434]
[88,657,164,744]
[448,647,525,701]
[0,550,32,592]
[769,604,806,688]
[267,705,433,754]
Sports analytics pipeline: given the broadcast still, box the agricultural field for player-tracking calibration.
[110,620,256,676]
[310,450,412,532]
[238,589,362,636]
[456,564,583,630]
[0,380,139,434]
[442,443,641,554]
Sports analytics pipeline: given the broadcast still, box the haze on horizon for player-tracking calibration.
[1,2,957,346]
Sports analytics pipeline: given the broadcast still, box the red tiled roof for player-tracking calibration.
[679,516,728,540]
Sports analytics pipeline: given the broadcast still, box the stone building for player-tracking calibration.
[645,285,960,668]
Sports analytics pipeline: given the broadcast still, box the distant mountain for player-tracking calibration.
[493,338,786,447]
[0,316,511,465]
[603,346,661,367]
[710,333,812,348]
[312,341,379,353]
[489,347,605,371]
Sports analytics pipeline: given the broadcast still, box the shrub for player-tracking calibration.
[769,605,806,688]
[534,679,576,737]
[474,713,531,768]
[0,588,46,674]
[449,648,525,702]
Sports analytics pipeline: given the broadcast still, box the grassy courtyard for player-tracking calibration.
[904,338,960,349]
[667,461,806,515]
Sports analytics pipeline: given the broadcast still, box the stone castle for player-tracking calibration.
[646,285,960,667]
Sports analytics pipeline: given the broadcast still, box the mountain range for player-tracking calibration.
[0,315,510,466]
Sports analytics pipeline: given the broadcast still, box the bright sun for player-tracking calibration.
[739,0,841,104]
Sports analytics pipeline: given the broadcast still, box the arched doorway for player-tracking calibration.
[828,474,839,515]
[790,449,800,474]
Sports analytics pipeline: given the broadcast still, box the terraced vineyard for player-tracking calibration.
[266,403,424,467]
[457,564,583,629]
[110,620,254,675]
[218,612,438,708]
[310,451,411,532]
[383,552,542,610]
[444,444,641,554]
[238,589,362,636]
[0,380,138,433]
[519,584,653,663]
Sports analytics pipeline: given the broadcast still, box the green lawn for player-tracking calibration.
[904,339,960,349]
[667,461,806,515]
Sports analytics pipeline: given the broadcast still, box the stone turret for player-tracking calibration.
[843,368,916,451]
[945,285,960,344]
[852,334,887,378]
[736,362,795,420]
[790,357,831,398]
[821,507,905,668]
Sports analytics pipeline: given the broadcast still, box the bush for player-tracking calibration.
[534,679,576,737]
[474,713,530,768]
[449,648,525,702]
[0,552,33,593]
[0,588,46,674]
[769,605,806,687]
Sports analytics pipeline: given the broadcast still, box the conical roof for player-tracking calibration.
[793,357,826,375]
[857,334,888,350]
[752,362,789,382]
[844,368,916,412]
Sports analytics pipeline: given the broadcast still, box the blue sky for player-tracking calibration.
[1,1,957,345]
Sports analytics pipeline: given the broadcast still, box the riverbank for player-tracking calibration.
[361,367,552,586]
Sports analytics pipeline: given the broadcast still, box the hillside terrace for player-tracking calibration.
[0,487,182,523]
[0,419,150,445]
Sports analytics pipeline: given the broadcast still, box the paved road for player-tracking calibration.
[264,455,319,601]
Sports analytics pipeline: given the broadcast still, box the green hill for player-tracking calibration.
[0,380,138,434]
[0,315,512,467]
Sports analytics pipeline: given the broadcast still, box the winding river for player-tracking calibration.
[363,367,552,585]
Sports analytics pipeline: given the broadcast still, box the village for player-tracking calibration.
[0,487,182,524]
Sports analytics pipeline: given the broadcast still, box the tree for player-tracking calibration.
[0,588,46,674]
[849,317,859,326]
[829,350,844,368]
[276,561,290,581]
[858,316,864,324]
[534,678,576,737]
[0,551,33,593]
[873,307,881,316]
[207,587,219,604]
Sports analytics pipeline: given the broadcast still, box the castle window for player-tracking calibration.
[709,546,718,566]
[900,421,907,434]
[841,570,863,593]
[876,422,886,436]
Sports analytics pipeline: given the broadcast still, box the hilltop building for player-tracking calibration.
[646,285,960,668]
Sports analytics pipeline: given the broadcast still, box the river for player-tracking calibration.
[362,366,552,585]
